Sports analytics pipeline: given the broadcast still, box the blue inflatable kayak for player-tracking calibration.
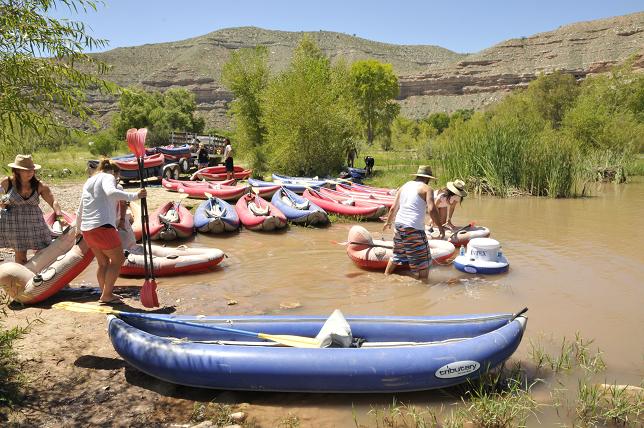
[249,177,320,194]
[271,187,328,225]
[194,197,240,233]
[107,310,527,393]
[271,173,328,190]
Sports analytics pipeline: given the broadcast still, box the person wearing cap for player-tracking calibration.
[0,154,64,264]
[433,179,468,230]
[383,166,444,280]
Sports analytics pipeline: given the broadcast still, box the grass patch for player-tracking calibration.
[190,401,257,427]
[528,333,605,374]
[626,155,644,177]
[0,297,33,417]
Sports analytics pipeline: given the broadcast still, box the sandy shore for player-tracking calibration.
[3,181,269,427]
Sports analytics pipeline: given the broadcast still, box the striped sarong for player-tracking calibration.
[392,223,431,273]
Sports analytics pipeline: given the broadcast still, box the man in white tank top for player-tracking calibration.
[382,166,444,280]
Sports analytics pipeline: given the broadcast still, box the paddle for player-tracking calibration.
[127,128,158,308]
[52,302,322,348]
[333,240,393,249]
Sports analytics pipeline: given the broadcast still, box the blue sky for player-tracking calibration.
[55,0,643,54]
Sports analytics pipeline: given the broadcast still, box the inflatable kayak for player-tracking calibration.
[249,177,317,194]
[120,244,225,277]
[319,187,394,208]
[147,201,194,241]
[176,181,251,201]
[194,197,240,233]
[191,166,252,181]
[107,309,527,392]
[162,178,235,192]
[235,193,287,231]
[426,224,491,247]
[43,211,77,237]
[156,144,191,158]
[346,226,455,270]
[454,238,509,275]
[112,153,165,171]
[271,187,328,225]
[303,189,387,220]
[271,173,329,189]
[0,229,94,304]
[335,181,397,196]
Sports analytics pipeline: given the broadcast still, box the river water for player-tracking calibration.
[77,180,643,425]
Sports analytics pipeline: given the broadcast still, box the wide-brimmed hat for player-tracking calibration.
[447,179,467,197]
[411,165,436,180]
[8,154,41,171]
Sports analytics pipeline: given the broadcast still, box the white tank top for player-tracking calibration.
[394,181,426,230]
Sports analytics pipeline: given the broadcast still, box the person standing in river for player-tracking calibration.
[0,154,65,265]
[76,159,146,304]
[223,138,234,180]
[383,165,444,280]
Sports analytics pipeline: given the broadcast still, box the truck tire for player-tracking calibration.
[180,158,189,173]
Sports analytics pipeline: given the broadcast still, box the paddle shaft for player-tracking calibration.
[347,241,393,249]
[136,158,154,280]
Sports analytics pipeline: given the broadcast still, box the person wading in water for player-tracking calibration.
[383,165,444,280]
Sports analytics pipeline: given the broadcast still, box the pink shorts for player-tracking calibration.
[82,226,122,251]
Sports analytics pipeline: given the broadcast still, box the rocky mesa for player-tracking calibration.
[90,12,644,127]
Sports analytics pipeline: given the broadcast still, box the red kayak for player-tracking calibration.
[335,181,397,196]
[113,153,165,171]
[177,182,251,201]
[235,193,287,231]
[162,178,235,192]
[191,165,252,181]
[43,211,76,237]
[346,226,456,270]
[303,189,387,219]
[142,201,194,241]
[319,187,394,208]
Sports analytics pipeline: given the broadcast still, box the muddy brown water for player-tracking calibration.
[60,181,644,424]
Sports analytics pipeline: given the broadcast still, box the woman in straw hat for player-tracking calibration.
[0,154,64,264]
[382,165,444,281]
[432,179,468,230]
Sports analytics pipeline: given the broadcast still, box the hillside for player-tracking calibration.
[89,12,644,128]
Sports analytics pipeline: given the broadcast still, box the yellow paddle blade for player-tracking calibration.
[204,192,213,199]
[52,301,122,315]
[258,333,322,348]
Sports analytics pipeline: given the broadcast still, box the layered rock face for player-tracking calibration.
[90,12,643,127]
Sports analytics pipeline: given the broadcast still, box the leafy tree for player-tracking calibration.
[349,59,400,146]
[523,71,579,128]
[450,109,474,123]
[425,112,450,134]
[111,88,204,146]
[261,37,357,176]
[0,0,115,159]
[221,46,270,172]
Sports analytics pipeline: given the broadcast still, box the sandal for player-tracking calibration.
[98,295,124,305]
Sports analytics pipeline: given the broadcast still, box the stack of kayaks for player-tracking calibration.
[235,193,287,231]
[43,211,77,237]
[319,187,394,208]
[337,181,397,196]
[426,224,491,247]
[191,165,252,181]
[271,187,328,225]
[120,244,225,277]
[133,201,194,241]
[194,197,240,233]
[112,153,165,170]
[0,229,94,304]
[346,225,455,270]
[107,309,527,392]
[156,144,191,162]
[303,188,387,220]
[163,178,235,192]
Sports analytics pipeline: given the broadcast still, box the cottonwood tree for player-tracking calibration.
[349,59,400,146]
[261,37,357,176]
[0,0,115,158]
[221,46,270,173]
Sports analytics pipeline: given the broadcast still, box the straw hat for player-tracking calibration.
[411,165,436,180]
[447,179,467,197]
[8,154,41,171]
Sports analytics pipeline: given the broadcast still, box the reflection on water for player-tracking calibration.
[74,180,644,425]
